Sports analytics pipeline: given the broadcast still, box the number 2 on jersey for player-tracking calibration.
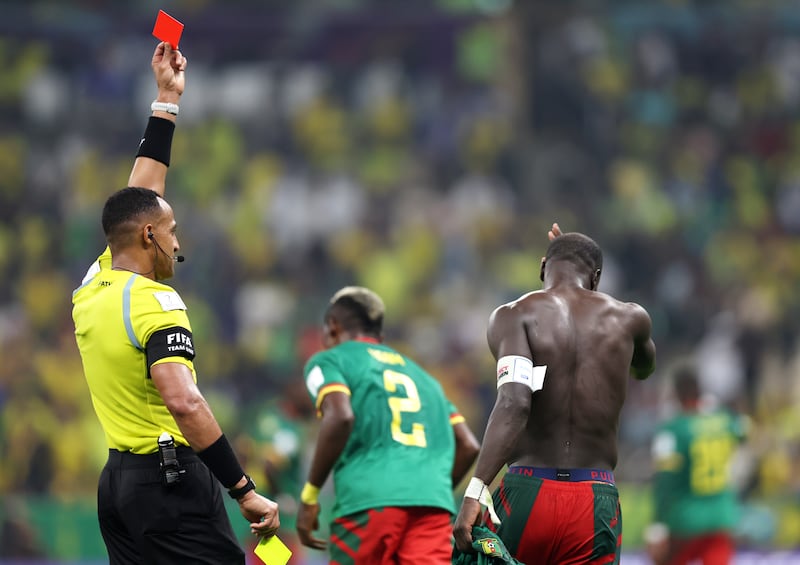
[383,370,427,447]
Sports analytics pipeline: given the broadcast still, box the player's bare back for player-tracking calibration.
[488,286,651,470]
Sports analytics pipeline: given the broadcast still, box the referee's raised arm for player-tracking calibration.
[128,41,185,195]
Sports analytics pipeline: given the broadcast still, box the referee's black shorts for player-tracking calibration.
[97,447,245,565]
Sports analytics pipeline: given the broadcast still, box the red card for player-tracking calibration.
[152,10,184,49]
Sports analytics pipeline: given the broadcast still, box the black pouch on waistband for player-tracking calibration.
[157,433,185,486]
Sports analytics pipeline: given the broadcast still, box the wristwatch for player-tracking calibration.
[228,475,256,499]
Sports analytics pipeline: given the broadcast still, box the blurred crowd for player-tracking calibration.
[2,0,800,558]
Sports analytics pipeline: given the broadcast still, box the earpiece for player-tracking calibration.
[147,229,185,263]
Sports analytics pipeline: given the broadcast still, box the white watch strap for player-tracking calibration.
[151,100,179,115]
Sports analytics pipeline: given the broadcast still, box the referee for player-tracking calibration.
[72,42,280,564]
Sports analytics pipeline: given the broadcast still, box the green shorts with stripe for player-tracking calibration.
[329,506,452,565]
[488,472,622,565]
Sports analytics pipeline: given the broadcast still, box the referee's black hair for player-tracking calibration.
[545,232,603,273]
[326,286,385,337]
[102,187,162,246]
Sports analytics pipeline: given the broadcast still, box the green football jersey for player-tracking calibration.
[304,338,463,519]
[651,409,746,536]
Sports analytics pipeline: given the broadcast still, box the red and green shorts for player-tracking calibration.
[486,468,622,565]
[328,506,451,565]
[667,531,734,565]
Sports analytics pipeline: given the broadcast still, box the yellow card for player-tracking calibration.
[254,535,292,565]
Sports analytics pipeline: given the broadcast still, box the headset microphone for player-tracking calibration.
[149,232,185,263]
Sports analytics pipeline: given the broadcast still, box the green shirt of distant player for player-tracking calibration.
[651,409,745,537]
[304,339,463,519]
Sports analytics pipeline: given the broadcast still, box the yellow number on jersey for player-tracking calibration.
[383,370,427,447]
[690,435,735,495]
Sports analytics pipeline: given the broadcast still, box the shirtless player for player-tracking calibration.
[453,224,656,564]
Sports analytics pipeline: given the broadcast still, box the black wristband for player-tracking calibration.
[196,433,245,489]
[228,474,256,500]
[135,116,175,167]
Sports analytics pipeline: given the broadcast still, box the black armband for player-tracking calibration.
[146,327,195,371]
[136,116,175,166]
[196,434,245,489]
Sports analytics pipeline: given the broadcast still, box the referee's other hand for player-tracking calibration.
[239,491,280,538]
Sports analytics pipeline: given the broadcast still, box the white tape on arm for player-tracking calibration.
[496,355,546,393]
[464,477,501,525]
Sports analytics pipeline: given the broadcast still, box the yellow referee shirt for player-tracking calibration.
[72,248,194,454]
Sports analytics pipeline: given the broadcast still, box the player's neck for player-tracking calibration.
[354,335,381,344]
[682,399,700,412]
[545,275,591,290]
[544,262,595,290]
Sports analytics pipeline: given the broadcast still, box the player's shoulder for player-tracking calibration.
[304,348,327,366]
[303,347,337,372]
[487,291,541,329]
[596,292,652,326]
[652,419,685,452]
[619,299,653,334]
[657,414,683,432]
[491,290,549,318]
[398,353,442,385]
[620,298,650,318]
[597,289,649,316]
